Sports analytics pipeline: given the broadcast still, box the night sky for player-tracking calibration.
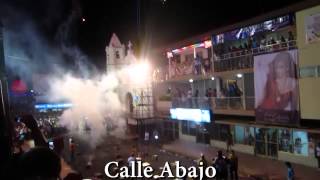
[1,0,305,70]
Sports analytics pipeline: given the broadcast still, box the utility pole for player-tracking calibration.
[0,21,12,178]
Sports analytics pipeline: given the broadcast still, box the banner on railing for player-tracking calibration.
[254,49,299,125]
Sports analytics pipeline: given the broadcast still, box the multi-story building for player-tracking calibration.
[153,1,320,167]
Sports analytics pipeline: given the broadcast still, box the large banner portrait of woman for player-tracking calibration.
[254,50,299,125]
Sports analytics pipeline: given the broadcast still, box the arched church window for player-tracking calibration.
[115,51,120,59]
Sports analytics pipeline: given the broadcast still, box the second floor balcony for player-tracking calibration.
[213,40,297,72]
[153,40,297,82]
[157,96,255,117]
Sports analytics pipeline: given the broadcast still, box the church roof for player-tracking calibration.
[108,33,122,48]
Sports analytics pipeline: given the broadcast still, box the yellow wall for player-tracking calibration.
[296,5,320,119]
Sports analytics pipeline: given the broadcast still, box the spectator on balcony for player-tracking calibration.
[268,37,276,45]
[194,54,202,75]
[248,37,253,49]
[187,88,192,108]
[194,89,199,108]
[206,88,213,97]
[204,58,211,73]
[288,31,295,48]
[260,35,267,50]
[252,38,258,49]
[239,44,244,55]
[244,42,248,50]
[281,35,287,48]
[213,89,217,97]
[288,31,295,41]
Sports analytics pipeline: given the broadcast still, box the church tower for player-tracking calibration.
[105,33,126,74]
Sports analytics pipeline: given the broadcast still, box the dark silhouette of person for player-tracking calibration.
[18,147,61,180]
[21,114,48,147]
[63,172,83,180]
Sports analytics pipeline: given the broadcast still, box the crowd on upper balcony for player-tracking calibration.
[213,31,296,60]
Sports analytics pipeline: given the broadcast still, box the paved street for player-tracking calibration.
[61,135,286,179]
[163,140,320,180]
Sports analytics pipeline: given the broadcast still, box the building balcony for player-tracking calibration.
[213,40,297,72]
[156,96,255,117]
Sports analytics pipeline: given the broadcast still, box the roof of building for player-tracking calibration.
[108,33,123,48]
[154,0,320,53]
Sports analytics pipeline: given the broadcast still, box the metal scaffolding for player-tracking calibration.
[131,84,154,119]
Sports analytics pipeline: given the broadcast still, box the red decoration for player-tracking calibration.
[11,79,27,94]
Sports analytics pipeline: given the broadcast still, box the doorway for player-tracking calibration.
[255,128,278,158]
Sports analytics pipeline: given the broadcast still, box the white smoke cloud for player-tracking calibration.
[49,73,127,147]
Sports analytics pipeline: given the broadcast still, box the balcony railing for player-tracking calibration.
[153,40,297,82]
[171,96,255,111]
[215,40,297,60]
[213,40,297,72]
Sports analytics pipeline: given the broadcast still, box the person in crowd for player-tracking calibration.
[260,35,267,52]
[288,31,295,48]
[198,153,208,168]
[233,82,242,97]
[206,88,213,97]
[21,114,48,147]
[288,31,295,41]
[194,89,199,108]
[316,142,320,169]
[252,38,258,49]
[187,88,193,108]
[213,150,228,180]
[128,153,136,169]
[228,150,238,180]
[194,54,202,75]
[285,162,295,180]
[213,89,217,97]
[64,172,83,180]
[244,42,248,50]
[258,52,298,112]
[280,35,287,48]
[204,58,211,73]
[248,37,253,49]
[69,138,76,163]
[116,154,125,167]
[268,37,276,47]
[226,132,234,152]
[18,147,61,180]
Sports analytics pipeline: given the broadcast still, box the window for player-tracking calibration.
[235,126,254,145]
[244,126,255,145]
[115,51,120,59]
[279,129,293,153]
[181,121,197,136]
[235,126,244,144]
[300,66,317,78]
[293,130,308,156]
[278,129,309,156]
[210,124,230,141]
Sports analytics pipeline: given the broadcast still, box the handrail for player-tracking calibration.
[170,96,255,110]
[215,40,296,61]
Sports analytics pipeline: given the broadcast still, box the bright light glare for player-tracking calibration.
[127,62,150,84]
[189,79,193,83]
[236,73,243,78]
[211,77,215,80]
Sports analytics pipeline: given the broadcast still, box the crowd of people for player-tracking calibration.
[4,114,83,180]
[197,150,238,180]
[169,54,212,78]
[213,31,296,60]
[170,81,243,109]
